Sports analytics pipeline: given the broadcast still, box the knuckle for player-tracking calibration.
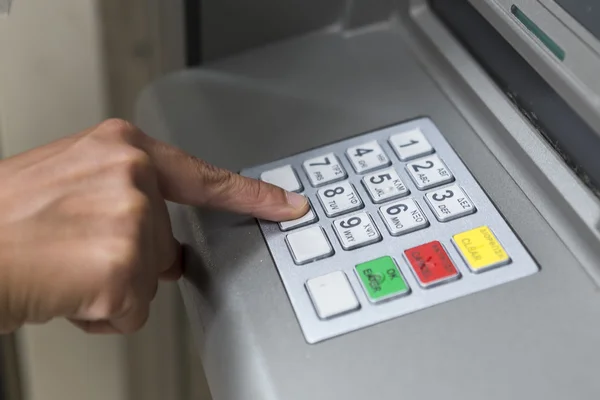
[115,191,152,221]
[97,118,139,141]
[116,148,153,178]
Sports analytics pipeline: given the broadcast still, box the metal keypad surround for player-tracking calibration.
[241,117,539,344]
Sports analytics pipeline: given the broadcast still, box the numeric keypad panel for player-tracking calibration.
[244,117,539,344]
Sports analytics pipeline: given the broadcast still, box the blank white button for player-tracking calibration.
[389,128,434,161]
[279,202,318,231]
[362,167,409,204]
[260,165,303,192]
[317,181,363,217]
[333,212,381,250]
[285,226,334,265]
[379,198,429,236]
[302,153,347,187]
[406,155,454,190]
[306,271,360,319]
[425,184,476,222]
[345,140,390,174]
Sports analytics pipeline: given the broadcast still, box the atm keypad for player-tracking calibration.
[244,117,539,344]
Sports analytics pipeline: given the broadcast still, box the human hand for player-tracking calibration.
[0,119,308,334]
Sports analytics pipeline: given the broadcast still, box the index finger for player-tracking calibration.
[135,131,309,221]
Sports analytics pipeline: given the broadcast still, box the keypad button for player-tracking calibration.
[303,153,347,187]
[306,271,360,319]
[404,241,460,288]
[362,168,409,204]
[260,165,303,192]
[346,140,391,174]
[317,181,363,217]
[453,226,511,273]
[279,201,318,231]
[285,226,334,265]
[425,184,476,222]
[378,199,429,236]
[355,256,410,303]
[389,128,434,161]
[406,155,454,190]
[333,212,382,250]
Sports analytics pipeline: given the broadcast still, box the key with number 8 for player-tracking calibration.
[317,181,364,217]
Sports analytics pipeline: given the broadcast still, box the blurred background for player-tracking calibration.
[0,0,210,399]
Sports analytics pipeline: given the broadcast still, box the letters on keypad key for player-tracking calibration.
[404,241,460,288]
[333,212,382,250]
[362,168,409,204]
[379,199,429,236]
[425,184,476,222]
[303,153,347,187]
[346,140,391,174]
[406,155,454,190]
[317,181,363,217]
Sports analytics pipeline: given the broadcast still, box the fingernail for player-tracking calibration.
[286,192,308,209]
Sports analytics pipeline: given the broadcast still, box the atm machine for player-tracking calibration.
[135,1,600,399]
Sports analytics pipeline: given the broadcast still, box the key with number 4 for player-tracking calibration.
[346,141,390,174]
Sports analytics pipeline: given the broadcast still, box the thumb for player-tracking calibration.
[137,134,309,221]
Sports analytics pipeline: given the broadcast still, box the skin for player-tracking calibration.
[0,119,309,334]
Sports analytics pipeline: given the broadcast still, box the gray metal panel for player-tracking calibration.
[201,0,345,61]
[136,23,600,400]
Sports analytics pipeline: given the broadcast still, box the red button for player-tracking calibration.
[404,241,460,288]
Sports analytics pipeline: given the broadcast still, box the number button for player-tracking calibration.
[389,128,434,161]
[405,155,454,190]
[378,199,429,236]
[303,153,347,187]
[260,165,303,193]
[317,181,364,217]
[333,212,382,250]
[362,168,409,204]
[425,184,476,222]
[345,140,391,174]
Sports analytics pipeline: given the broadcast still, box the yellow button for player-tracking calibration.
[453,226,510,272]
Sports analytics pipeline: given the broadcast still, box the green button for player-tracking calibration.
[355,256,410,303]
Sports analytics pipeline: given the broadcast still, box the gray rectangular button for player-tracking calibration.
[379,199,429,236]
[260,165,303,192]
[285,226,334,265]
[406,155,454,190]
[317,181,363,217]
[425,185,476,222]
[362,167,409,204]
[332,212,381,250]
[303,153,347,187]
